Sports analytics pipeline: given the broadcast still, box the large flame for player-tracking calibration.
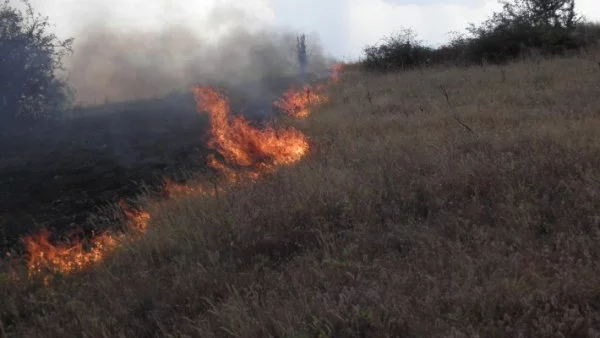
[193,87,310,172]
[164,87,313,199]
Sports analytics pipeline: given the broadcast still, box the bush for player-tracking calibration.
[572,21,600,49]
[462,0,581,63]
[0,0,73,125]
[363,29,434,72]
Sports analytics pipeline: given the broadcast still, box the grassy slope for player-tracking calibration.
[3,52,600,337]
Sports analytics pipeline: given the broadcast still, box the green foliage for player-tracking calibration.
[0,0,73,125]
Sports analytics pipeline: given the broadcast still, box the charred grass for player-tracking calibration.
[0,97,209,254]
[3,51,600,337]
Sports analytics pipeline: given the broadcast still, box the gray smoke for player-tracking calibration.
[63,6,333,106]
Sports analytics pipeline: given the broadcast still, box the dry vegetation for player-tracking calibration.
[3,51,600,337]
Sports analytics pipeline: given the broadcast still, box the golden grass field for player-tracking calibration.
[2,50,600,337]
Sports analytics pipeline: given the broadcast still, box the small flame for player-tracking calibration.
[330,63,345,83]
[23,229,119,277]
[163,178,213,198]
[23,201,150,279]
[273,63,344,119]
[273,85,328,119]
[119,200,151,234]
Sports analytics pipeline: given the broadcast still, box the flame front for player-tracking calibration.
[13,64,344,282]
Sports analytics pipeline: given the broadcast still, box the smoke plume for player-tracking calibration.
[63,6,333,105]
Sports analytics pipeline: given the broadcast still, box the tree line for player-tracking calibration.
[362,0,600,71]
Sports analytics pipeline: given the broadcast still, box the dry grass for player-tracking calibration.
[3,51,600,337]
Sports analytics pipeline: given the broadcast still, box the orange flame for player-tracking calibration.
[330,63,345,83]
[193,87,310,173]
[273,85,328,119]
[166,86,316,198]
[22,202,150,278]
[163,178,212,198]
[119,201,151,234]
[273,63,344,119]
[23,229,119,277]
[13,68,343,281]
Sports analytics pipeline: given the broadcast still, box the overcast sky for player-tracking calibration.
[24,0,600,61]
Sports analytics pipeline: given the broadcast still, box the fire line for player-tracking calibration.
[12,64,343,282]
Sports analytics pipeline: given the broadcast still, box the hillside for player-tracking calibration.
[2,51,600,337]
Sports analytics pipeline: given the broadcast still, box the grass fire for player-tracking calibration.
[2,0,600,336]
[23,202,150,278]
[16,74,335,281]
[194,86,310,172]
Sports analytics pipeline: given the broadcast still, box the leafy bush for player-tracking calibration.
[0,0,73,125]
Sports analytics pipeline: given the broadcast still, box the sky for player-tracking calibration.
[22,0,600,61]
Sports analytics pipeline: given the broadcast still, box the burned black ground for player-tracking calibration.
[0,93,210,254]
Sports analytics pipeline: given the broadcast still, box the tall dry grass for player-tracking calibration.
[2,51,600,337]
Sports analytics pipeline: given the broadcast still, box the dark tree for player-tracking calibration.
[486,0,578,29]
[0,0,73,125]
